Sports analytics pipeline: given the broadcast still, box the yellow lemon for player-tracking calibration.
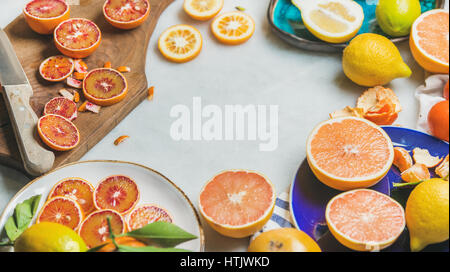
[406,178,449,252]
[342,33,412,87]
[14,222,87,252]
[248,228,321,252]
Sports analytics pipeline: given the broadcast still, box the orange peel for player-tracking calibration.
[393,147,414,173]
[412,148,443,168]
[401,164,431,183]
[435,155,449,179]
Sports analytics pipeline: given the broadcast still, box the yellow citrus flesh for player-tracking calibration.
[211,11,255,45]
[184,0,224,21]
[248,228,321,252]
[158,24,203,63]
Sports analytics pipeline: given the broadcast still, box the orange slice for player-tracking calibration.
[37,114,80,151]
[306,117,394,191]
[98,236,146,252]
[82,68,128,106]
[412,148,443,168]
[23,0,70,34]
[199,170,276,238]
[54,18,102,59]
[401,163,430,183]
[393,147,413,173]
[39,55,74,82]
[78,209,126,248]
[43,97,78,121]
[326,189,405,251]
[94,175,140,214]
[103,0,151,30]
[48,178,96,215]
[410,9,449,74]
[127,204,173,231]
[183,0,224,21]
[158,24,203,63]
[37,196,83,230]
[211,11,255,45]
[435,155,449,179]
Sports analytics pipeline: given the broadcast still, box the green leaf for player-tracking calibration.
[117,245,191,252]
[4,195,42,242]
[235,6,246,11]
[124,221,197,248]
[86,243,109,252]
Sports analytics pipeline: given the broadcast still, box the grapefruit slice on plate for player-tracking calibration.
[326,189,405,251]
[199,170,275,238]
[78,209,126,248]
[184,0,224,21]
[23,0,70,34]
[37,114,80,151]
[83,68,128,106]
[410,9,449,74]
[127,204,173,231]
[43,97,78,121]
[54,18,102,59]
[158,24,203,63]
[103,0,151,30]
[48,178,96,215]
[94,175,140,214]
[306,117,394,191]
[37,196,83,230]
[211,11,255,45]
[39,55,74,82]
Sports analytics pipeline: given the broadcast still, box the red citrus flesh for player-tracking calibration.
[43,97,78,121]
[94,175,140,214]
[48,178,96,215]
[25,0,68,18]
[37,196,83,230]
[104,0,149,22]
[78,209,125,248]
[37,114,80,151]
[39,55,74,82]
[127,205,173,230]
[83,68,128,106]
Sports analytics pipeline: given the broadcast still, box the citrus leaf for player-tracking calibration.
[117,245,191,252]
[124,221,197,248]
[4,195,42,242]
[86,243,109,252]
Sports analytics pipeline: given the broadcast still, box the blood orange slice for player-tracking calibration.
[410,9,449,74]
[94,175,140,214]
[23,0,70,34]
[78,209,126,248]
[306,117,394,191]
[43,97,78,121]
[39,55,74,82]
[326,189,405,251]
[103,0,151,30]
[127,205,173,231]
[54,18,102,59]
[48,178,96,215]
[37,114,80,151]
[199,170,276,238]
[37,196,83,230]
[83,68,128,106]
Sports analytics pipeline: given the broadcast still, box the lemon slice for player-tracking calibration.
[292,0,364,43]
[184,0,224,21]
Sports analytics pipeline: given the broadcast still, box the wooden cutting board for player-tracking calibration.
[0,0,173,175]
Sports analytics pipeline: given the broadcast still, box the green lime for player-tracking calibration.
[376,0,421,37]
[14,222,87,252]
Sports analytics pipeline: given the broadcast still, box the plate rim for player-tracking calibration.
[0,160,206,252]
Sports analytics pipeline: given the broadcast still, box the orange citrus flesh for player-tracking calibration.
[43,97,77,121]
[211,11,255,45]
[37,114,80,151]
[307,117,394,191]
[55,18,101,58]
[48,178,96,215]
[104,0,149,22]
[393,147,413,173]
[37,197,83,230]
[98,236,146,252]
[25,0,67,18]
[199,170,275,238]
[94,175,140,214]
[158,25,203,63]
[78,209,125,248]
[184,0,224,21]
[83,68,128,106]
[326,189,405,251]
[39,56,74,82]
[127,205,173,231]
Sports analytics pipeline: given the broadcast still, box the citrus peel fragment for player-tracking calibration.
[401,163,431,183]
[412,148,443,168]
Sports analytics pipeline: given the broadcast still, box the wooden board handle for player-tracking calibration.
[2,84,55,176]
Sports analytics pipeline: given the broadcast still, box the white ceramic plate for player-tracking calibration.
[0,160,205,252]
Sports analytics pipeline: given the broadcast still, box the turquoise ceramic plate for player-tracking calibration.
[268,0,444,52]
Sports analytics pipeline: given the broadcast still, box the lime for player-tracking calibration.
[376,0,421,37]
[14,222,87,252]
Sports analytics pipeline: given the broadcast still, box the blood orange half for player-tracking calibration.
[43,97,78,121]
[78,209,126,248]
[37,114,80,151]
[94,175,140,214]
[39,55,74,82]
[54,18,102,59]
[48,178,96,215]
[103,0,151,30]
[83,68,128,106]
[127,205,173,231]
[37,196,84,230]
[23,0,70,34]
[199,170,276,238]
[306,117,394,191]
[326,189,405,251]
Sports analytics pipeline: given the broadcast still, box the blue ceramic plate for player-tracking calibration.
[268,0,444,52]
[290,126,449,252]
